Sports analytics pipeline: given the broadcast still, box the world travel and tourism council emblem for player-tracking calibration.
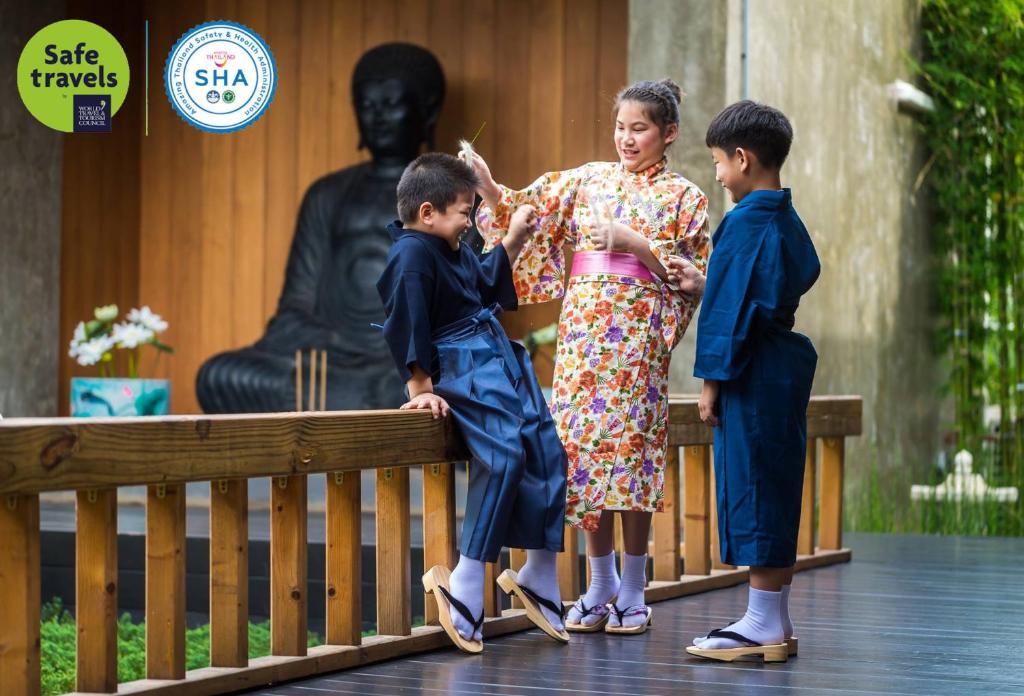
[164,21,276,133]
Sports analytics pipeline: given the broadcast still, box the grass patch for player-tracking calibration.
[40,599,323,696]
[845,447,1023,536]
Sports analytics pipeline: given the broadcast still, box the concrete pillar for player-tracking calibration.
[0,0,65,417]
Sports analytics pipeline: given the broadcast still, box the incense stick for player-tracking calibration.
[308,349,317,411]
[295,349,302,411]
[319,349,327,411]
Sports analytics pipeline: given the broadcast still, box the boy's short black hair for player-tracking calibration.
[396,152,479,224]
[705,100,793,169]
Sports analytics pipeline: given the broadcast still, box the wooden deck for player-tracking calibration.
[258,532,1024,696]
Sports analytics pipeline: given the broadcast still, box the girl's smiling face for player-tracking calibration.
[614,100,678,172]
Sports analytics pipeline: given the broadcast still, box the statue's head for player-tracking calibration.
[351,43,445,161]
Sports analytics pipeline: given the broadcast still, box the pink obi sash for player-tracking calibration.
[570,251,655,283]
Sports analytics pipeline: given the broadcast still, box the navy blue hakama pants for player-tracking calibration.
[432,306,568,563]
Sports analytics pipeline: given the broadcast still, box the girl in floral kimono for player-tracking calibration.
[470,79,710,632]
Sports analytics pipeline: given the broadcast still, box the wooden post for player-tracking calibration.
[271,475,308,656]
[326,470,362,645]
[797,439,817,556]
[613,513,625,556]
[0,494,40,696]
[146,484,186,679]
[819,438,845,550]
[682,445,711,576]
[709,456,735,570]
[509,547,527,608]
[76,489,118,692]
[653,447,682,580]
[210,480,248,667]
[484,558,503,617]
[422,463,456,625]
[557,524,580,601]
[376,467,411,635]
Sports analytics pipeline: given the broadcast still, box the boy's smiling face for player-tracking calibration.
[711,146,752,203]
[416,190,475,247]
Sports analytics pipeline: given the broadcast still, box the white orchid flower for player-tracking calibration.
[127,306,168,333]
[75,335,115,366]
[112,322,154,349]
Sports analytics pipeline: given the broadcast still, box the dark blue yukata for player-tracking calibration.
[694,189,820,568]
[376,221,567,563]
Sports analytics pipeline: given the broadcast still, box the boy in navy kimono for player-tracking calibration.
[376,153,569,653]
[681,101,820,663]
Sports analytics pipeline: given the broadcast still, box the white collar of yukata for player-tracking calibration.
[621,157,668,180]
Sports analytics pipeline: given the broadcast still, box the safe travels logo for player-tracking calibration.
[16,19,130,133]
[164,20,277,133]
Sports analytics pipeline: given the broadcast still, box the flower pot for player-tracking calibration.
[70,377,171,417]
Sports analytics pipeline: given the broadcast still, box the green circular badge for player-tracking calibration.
[17,20,130,132]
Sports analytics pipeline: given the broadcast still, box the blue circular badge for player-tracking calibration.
[164,20,276,133]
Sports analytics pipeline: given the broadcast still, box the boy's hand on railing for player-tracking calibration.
[699,379,720,427]
[400,392,451,419]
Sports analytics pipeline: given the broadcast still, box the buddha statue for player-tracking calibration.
[196,43,446,412]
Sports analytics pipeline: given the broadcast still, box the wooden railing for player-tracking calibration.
[0,395,860,695]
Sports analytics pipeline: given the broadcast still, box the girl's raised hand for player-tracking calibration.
[463,151,501,205]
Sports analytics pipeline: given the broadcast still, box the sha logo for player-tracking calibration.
[164,21,276,133]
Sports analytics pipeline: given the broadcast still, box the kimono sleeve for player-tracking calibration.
[475,165,587,304]
[693,218,785,381]
[651,187,711,350]
[648,186,710,272]
[376,252,436,383]
[476,243,518,311]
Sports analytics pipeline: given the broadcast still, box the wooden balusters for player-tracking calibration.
[508,548,527,608]
[76,489,118,691]
[682,445,711,577]
[484,559,503,618]
[146,484,186,679]
[422,462,456,626]
[653,447,682,580]
[210,479,248,667]
[708,461,735,570]
[271,475,308,656]
[326,470,362,645]
[376,467,411,635]
[819,438,845,550]
[557,524,580,601]
[798,440,817,556]
[0,493,40,696]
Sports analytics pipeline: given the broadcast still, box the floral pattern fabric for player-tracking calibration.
[479,158,709,530]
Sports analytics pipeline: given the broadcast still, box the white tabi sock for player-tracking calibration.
[566,550,620,626]
[517,548,564,631]
[696,587,784,649]
[609,552,648,628]
[781,583,794,639]
[448,555,485,641]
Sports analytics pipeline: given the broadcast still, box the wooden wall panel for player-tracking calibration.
[61,0,629,414]
[59,0,143,414]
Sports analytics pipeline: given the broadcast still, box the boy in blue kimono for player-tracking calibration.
[376,153,569,653]
[683,101,820,663]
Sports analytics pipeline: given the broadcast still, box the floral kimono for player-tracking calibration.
[479,158,710,530]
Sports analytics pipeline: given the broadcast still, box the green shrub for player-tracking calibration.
[40,600,323,696]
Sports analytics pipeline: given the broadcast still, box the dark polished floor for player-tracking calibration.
[256,532,1024,696]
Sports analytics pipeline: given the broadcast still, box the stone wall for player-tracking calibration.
[630,0,941,483]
